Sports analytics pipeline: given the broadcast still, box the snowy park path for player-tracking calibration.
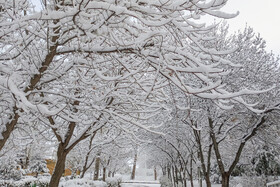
[121,181,160,187]
[120,175,221,187]
[121,180,221,187]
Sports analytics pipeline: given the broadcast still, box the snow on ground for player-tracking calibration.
[121,174,221,187]
[121,181,221,187]
[60,179,107,187]
[121,183,160,187]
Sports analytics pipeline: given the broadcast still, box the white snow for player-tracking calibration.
[7,74,65,116]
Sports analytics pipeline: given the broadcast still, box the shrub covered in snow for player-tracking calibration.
[0,167,21,181]
[0,177,108,187]
[28,156,49,178]
[230,176,271,187]
[105,175,122,187]
[159,175,172,187]
[0,157,22,181]
[59,179,107,187]
[0,176,49,187]
[210,173,221,184]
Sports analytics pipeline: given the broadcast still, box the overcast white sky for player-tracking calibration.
[221,0,280,55]
[30,0,280,55]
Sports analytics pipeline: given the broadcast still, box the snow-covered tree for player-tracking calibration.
[1,0,276,186]
[185,25,280,187]
[147,22,280,187]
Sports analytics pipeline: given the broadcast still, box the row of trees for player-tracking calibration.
[146,25,280,187]
[0,0,279,187]
[0,123,133,181]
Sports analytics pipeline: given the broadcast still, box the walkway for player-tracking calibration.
[121,180,160,187]
[121,180,222,187]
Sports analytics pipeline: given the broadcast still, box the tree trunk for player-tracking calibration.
[189,154,194,187]
[81,156,95,178]
[182,170,187,187]
[0,107,19,151]
[178,166,183,185]
[80,168,86,178]
[193,126,212,187]
[49,145,67,187]
[154,167,157,180]
[205,145,212,187]
[48,108,101,186]
[189,173,194,187]
[171,166,178,186]
[205,173,212,187]
[80,134,96,178]
[167,167,171,179]
[221,174,230,187]
[102,167,106,181]
[171,166,176,187]
[94,155,101,180]
[131,152,137,180]
[162,166,167,176]
[175,166,179,186]
[198,167,202,187]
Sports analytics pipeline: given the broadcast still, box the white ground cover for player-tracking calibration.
[0,176,108,187]
[121,181,222,187]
